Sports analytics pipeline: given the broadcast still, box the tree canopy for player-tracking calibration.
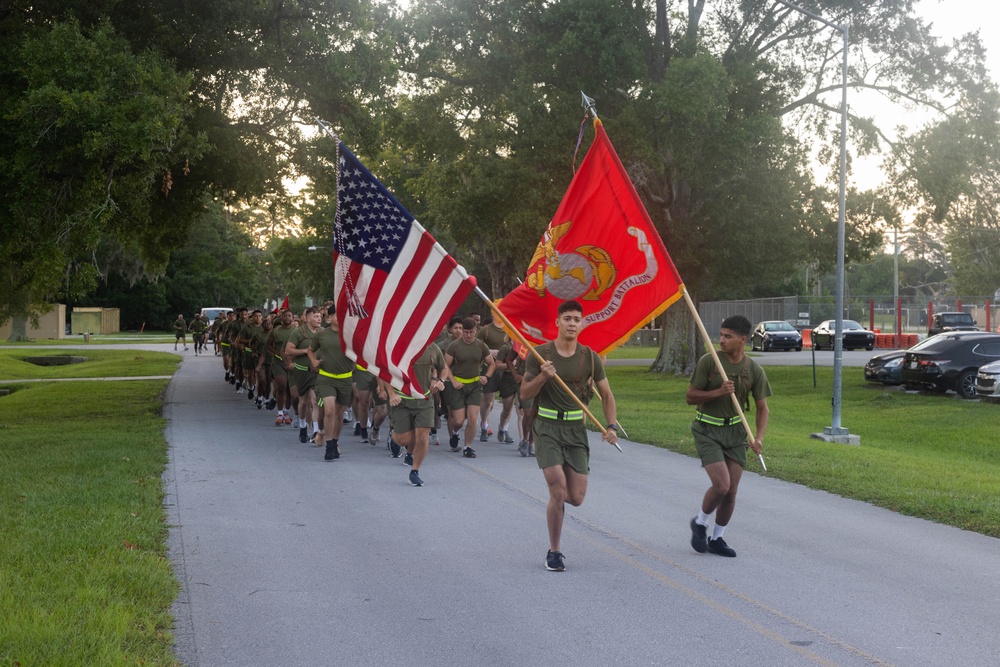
[3,0,999,344]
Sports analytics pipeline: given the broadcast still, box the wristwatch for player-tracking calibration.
[607,424,618,432]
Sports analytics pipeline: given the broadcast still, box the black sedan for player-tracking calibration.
[811,319,876,351]
[751,321,803,352]
[900,331,1000,399]
[864,350,905,385]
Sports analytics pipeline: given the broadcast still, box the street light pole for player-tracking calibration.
[772,0,858,444]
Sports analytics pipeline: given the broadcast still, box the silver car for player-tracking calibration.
[975,359,1000,400]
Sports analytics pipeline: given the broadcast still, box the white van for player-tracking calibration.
[200,307,232,339]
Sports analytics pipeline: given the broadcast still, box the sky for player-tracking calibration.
[849,0,999,188]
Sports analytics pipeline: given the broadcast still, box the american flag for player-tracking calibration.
[334,142,476,397]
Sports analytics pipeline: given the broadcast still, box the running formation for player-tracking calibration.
[181,302,770,570]
[196,304,540,489]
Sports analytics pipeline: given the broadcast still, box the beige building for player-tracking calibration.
[0,305,67,340]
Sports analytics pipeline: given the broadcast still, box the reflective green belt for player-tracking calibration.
[356,364,367,371]
[454,375,480,384]
[537,407,583,421]
[221,342,231,347]
[695,412,741,427]
[293,363,309,372]
[400,390,431,400]
[318,368,352,380]
[274,354,282,361]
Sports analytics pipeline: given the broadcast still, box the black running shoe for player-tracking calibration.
[225,372,230,382]
[707,537,737,558]
[298,427,308,443]
[545,550,565,572]
[354,422,362,436]
[462,446,476,458]
[449,434,460,451]
[690,518,708,553]
[265,397,276,410]
[480,428,488,442]
[255,397,263,410]
[324,443,340,461]
[388,439,401,458]
[403,452,413,467]
[408,469,423,487]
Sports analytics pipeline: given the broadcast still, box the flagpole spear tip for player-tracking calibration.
[580,91,599,119]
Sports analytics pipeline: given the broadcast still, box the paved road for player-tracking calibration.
[164,351,999,667]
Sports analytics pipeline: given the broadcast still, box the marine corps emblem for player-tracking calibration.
[525,220,617,300]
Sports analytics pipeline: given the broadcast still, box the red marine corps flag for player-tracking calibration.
[497,118,684,355]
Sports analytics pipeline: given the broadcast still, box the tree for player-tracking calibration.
[1,0,399,339]
[77,199,271,328]
[0,20,201,339]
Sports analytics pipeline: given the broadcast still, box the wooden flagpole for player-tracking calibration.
[681,286,766,470]
[474,288,622,452]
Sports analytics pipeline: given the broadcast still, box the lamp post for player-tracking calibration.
[773,0,858,444]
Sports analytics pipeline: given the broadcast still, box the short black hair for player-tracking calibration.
[462,317,477,330]
[557,300,584,315]
[721,315,752,337]
[448,315,464,328]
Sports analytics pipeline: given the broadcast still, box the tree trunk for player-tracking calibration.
[6,314,29,342]
[650,302,702,375]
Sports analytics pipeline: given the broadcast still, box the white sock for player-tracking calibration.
[312,421,319,433]
[712,525,726,540]
[696,511,711,526]
[277,410,283,417]
[299,418,307,429]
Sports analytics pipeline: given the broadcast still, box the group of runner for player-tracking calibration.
[195,304,542,488]
[179,301,770,571]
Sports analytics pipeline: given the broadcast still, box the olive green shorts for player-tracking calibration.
[692,420,748,468]
[293,367,317,394]
[482,371,502,394]
[533,417,590,475]
[221,344,232,358]
[316,376,353,407]
[498,374,519,400]
[445,382,482,411]
[389,398,435,432]
[354,368,378,392]
[271,359,287,378]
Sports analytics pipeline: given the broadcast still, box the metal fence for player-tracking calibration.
[618,295,999,347]
[702,296,999,335]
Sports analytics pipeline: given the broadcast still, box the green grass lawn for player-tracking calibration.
[0,349,180,381]
[606,345,659,359]
[2,331,176,345]
[0,362,179,665]
[605,365,1000,537]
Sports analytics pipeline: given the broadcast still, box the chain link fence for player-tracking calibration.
[620,295,1000,347]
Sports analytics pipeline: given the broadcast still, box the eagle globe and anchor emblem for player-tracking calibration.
[526,220,617,300]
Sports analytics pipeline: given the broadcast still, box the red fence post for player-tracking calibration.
[869,299,875,332]
[957,299,963,312]
[927,301,933,334]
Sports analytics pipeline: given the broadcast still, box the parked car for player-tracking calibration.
[927,311,978,336]
[975,359,1000,401]
[811,319,876,351]
[751,321,803,352]
[864,350,906,385]
[200,307,232,341]
[900,331,1000,399]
